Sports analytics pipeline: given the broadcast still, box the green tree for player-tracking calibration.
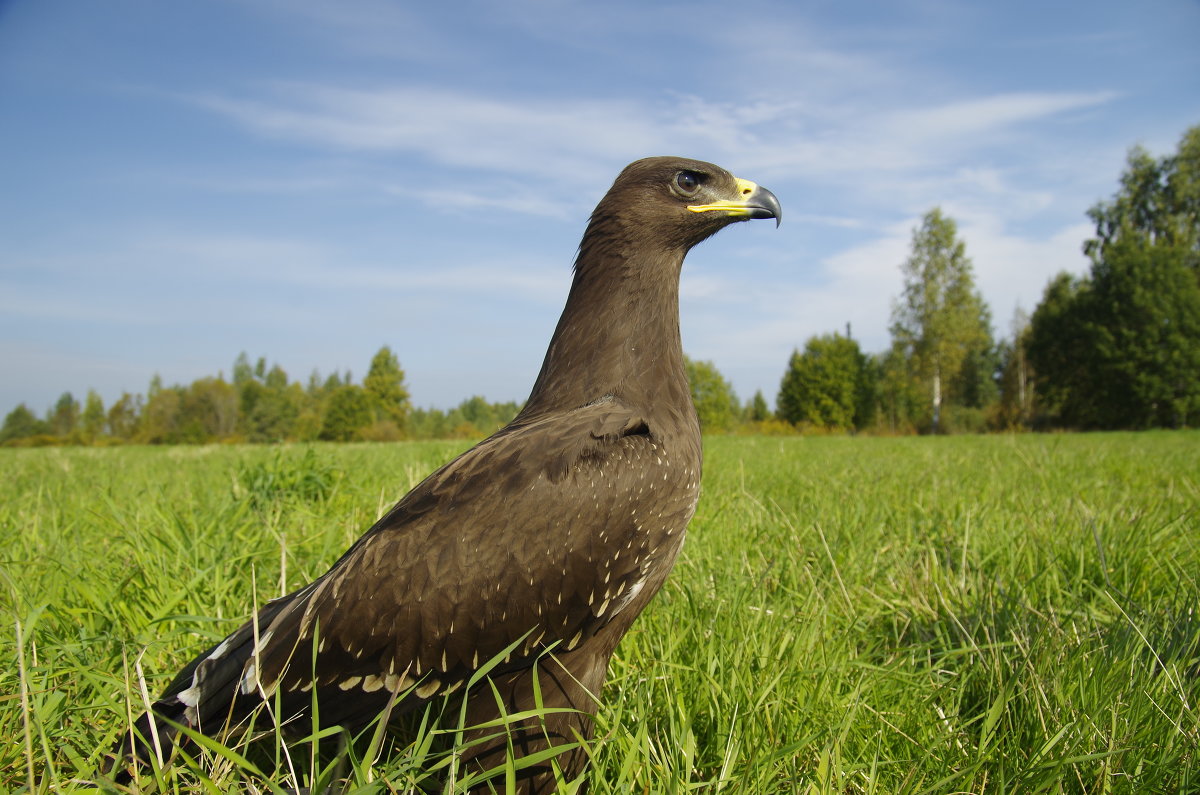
[1086,238,1200,426]
[890,208,994,433]
[436,396,522,439]
[1029,126,1200,428]
[232,352,255,388]
[80,389,106,443]
[239,362,303,442]
[777,333,868,431]
[48,392,80,437]
[1086,126,1200,268]
[1026,273,1094,426]
[107,393,142,440]
[746,390,772,422]
[408,406,450,439]
[319,385,373,441]
[1,404,46,443]
[992,308,1035,429]
[176,377,239,442]
[363,346,411,431]
[140,383,183,443]
[684,356,739,433]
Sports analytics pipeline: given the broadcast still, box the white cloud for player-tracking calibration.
[889,91,1117,143]
[10,0,1177,415]
[961,219,1093,327]
[188,86,664,181]
[184,81,1118,203]
[404,184,576,220]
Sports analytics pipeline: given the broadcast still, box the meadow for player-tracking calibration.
[2,432,1197,793]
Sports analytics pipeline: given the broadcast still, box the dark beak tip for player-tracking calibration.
[751,186,782,228]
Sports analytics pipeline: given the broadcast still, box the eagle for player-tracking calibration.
[108,157,781,792]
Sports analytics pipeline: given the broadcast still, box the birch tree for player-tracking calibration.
[890,209,992,433]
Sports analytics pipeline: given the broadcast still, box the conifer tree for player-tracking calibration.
[363,346,411,430]
[49,392,80,437]
[747,390,771,422]
[80,389,106,443]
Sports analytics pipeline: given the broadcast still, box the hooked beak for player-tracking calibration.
[688,177,782,227]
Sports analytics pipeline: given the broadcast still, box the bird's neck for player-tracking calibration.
[519,246,691,421]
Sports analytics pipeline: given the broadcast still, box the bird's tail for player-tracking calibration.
[105,696,190,785]
[103,602,292,784]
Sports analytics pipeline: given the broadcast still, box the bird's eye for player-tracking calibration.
[674,171,701,195]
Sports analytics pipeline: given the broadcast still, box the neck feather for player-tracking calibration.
[519,238,689,419]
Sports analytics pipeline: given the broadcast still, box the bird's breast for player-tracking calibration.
[565,433,699,622]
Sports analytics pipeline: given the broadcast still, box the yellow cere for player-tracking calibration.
[687,178,761,215]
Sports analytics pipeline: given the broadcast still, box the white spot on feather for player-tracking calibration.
[239,663,257,695]
[252,628,275,656]
[338,676,362,691]
[612,572,649,616]
[208,635,236,661]
[415,679,441,698]
[177,686,200,707]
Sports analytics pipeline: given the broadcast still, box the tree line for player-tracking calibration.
[773,124,1199,434]
[3,126,1197,445]
[0,346,754,445]
[1,347,520,446]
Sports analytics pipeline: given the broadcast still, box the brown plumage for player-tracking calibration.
[108,156,781,792]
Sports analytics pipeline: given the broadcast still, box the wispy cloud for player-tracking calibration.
[188,85,664,181]
[186,81,1119,197]
[888,91,1118,144]
[7,0,1186,414]
[402,184,576,220]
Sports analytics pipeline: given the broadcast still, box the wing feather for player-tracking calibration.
[179,398,697,733]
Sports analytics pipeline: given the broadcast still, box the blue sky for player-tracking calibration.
[2,1,1198,414]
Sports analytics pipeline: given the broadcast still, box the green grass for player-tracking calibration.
[2,433,1198,792]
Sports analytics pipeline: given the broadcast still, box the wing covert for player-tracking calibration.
[236,397,697,722]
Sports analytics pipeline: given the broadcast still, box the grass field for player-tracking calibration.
[2,433,1198,793]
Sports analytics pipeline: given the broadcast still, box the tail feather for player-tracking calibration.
[105,612,276,782]
[106,695,190,784]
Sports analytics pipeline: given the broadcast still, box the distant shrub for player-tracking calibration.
[736,418,799,436]
[234,447,338,509]
[939,405,989,435]
[359,420,404,442]
[4,434,68,448]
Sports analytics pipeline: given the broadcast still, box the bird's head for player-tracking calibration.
[585,156,782,257]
